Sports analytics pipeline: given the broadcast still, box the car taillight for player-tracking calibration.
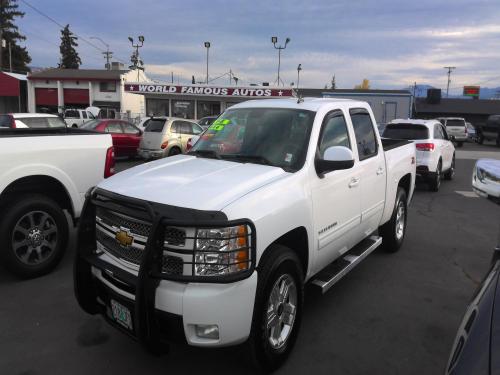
[416,143,435,151]
[186,138,193,152]
[160,141,169,149]
[104,146,115,178]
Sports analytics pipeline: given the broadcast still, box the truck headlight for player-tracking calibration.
[194,224,251,276]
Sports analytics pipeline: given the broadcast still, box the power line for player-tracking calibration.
[20,0,129,66]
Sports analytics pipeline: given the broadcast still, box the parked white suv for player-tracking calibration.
[75,98,416,371]
[384,119,455,191]
[64,109,95,128]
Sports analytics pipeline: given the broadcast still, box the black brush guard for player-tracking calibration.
[74,188,256,352]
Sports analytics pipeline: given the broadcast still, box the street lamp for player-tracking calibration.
[204,41,211,84]
[90,36,113,70]
[297,63,302,90]
[271,36,290,86]
[129,36,145,80]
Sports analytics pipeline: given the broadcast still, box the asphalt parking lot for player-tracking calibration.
[1,143,499,375]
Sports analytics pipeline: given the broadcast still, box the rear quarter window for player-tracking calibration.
[383,124,429,140]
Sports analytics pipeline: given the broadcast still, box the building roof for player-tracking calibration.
[28,68,129,81]
[3,72,27,81]
[416,98,500,115]
[296,88,411,97]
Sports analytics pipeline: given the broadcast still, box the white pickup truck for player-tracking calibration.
[0,127,114,278]
[74,98,416,371]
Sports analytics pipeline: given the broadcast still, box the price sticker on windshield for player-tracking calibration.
[210,119,231,131]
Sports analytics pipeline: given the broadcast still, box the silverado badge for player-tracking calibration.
[115,229,133,247]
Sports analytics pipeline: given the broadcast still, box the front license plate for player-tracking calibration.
[111,299,133,331]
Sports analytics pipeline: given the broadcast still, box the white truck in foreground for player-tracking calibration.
[74,98,416,371]
[0,127,114,278]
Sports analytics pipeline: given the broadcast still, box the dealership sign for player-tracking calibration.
[125,84,294,98]
[463,86,480,98]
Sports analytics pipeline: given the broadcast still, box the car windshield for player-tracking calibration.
[446,119,465,127]
[383,124,429,140]
[80,119,102,129]
[190,108,315,172]
[145,119,166,132]
[17,116,66,128]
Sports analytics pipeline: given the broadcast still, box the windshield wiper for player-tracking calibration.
[188,149,221,159]
[221,154,273,166]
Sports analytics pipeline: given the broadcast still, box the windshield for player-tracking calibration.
[190,108,315,172]
[383,124,429,140]
[81,119,102,129]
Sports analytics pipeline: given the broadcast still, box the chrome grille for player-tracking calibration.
[162,255,184,275]
[95,207,186,267]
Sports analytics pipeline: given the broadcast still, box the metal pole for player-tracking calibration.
[171,71,173,84]
[277,48,281,86]
[8,41,12,72]
[206,47,209,84]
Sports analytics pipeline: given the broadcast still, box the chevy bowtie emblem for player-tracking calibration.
[115,229,133,247]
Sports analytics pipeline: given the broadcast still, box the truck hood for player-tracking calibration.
[98,155,289,211]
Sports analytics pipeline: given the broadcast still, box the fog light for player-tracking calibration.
[195,324,219,339]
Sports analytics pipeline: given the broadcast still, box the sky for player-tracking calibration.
[14,0,500,94]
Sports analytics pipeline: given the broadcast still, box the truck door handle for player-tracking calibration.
[376,167,384,175]
[349,177,360,188]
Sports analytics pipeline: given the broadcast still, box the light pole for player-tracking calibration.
[296,64,302,90]
[204,41,211,84]
[90,36,113,70]
[271,36,290,86]
[444,66,456,97]
[129,35,145,81]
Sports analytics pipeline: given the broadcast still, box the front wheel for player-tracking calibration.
[379,187,408,252]
[248,245,304,372]
[0,194,69,278]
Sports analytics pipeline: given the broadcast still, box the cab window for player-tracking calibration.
[318,111,351,158]
[350,109,378,161]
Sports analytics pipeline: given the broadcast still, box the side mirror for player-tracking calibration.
[315,146,355,176]
[137,130,143,136]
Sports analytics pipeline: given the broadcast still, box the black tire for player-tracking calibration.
[456,142,463,148]
[168,147,181,156]
[379,187,408,253]
[444,155,455,180]
[477,136,484,144]
[248,244,304,372]
[429,161,442,192]
[0,194,69,278]
[72,124,78,128]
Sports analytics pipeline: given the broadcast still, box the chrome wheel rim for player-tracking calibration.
[266,273,297,350]
[395,201,405,240]
[11,211,58,265]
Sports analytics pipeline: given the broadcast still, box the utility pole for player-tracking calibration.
[90,37,113,70]
[8,40,11,72]
[271,36,290,87]
[444,66,456,97]
[204,42,211,84]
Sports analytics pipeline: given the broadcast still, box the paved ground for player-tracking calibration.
[0,143,499,375]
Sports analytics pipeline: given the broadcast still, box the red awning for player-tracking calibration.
[63,88,89,105]
[35,88,58,106]
[0,71,21,96]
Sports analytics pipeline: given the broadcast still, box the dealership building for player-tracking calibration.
[26,67,149,117]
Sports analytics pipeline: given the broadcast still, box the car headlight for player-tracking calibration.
[476,167,486,182]
[194,224,252,276]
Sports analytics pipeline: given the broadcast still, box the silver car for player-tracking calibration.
[138,117,203,159]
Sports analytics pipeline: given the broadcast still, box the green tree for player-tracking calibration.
[0,0,31,72]
[59,24,81,69]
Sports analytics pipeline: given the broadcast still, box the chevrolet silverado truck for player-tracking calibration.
[0,127,114,278]
[74,98,416,371]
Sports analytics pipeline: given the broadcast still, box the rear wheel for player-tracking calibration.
[379,187,407,252]
[0,194,69,278]
[168,147,181,156]
[456,141,463,148]
[248,245,303,372]
[477,135,484,144]
[429,161,442,192]
[444,155,455,180]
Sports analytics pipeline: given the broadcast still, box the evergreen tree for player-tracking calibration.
[59,24,81,69]
[330,75,336,89]
[0,0,31,72]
